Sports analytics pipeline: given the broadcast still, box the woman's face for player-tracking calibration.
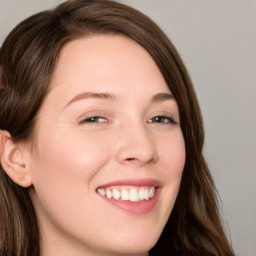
[29,35,185,256]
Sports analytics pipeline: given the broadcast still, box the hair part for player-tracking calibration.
[0,1,234,255]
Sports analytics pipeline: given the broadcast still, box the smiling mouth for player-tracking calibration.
[96,179,161,215]
[97,186,155,202]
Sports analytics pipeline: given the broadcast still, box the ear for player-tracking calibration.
[0,130,32,187]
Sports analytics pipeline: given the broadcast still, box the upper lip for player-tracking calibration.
[97,178,162,189]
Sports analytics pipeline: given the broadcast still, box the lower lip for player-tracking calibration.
[98,189,160,215]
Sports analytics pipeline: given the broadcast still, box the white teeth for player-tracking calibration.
[121,189,129,200]
[129,188,139,202]
[138,189,145,201]
[144,189,149,200]
[97,188,105,196]
[112,189,121,200]
[97,186,156,202]
[106,189,112,199]
[149,187,155,198]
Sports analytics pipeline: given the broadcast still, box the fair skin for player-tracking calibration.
[2,35,185,256]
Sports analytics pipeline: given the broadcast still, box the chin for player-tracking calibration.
[103,230,160,255]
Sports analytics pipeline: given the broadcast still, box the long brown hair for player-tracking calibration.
[0,0,234,255]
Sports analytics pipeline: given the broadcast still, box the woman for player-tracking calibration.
[0,0,235,255]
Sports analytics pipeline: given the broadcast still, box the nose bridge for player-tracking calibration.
[115,119,159,165]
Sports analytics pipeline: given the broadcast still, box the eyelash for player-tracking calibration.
[148,115,178,124]
[80,115,178,125]
[79,116,108,124]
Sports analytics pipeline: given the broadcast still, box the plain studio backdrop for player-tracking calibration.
[0,0,255,255]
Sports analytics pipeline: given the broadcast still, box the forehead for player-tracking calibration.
[55,35,167,81]
[46,34,171,107]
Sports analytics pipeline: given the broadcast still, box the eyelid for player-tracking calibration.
[147,111,179,125]
[80,116,109,124]
[148,116,178,125]
[78,110,110,124]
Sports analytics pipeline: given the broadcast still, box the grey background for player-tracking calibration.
[0,0,255,255]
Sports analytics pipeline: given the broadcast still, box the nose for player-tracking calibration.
[115,122,159,166]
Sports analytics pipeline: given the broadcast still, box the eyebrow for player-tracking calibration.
[150,93,175,103]
[64,92,118,108]
[64,91,175,109]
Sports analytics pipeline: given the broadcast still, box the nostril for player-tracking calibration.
[126,158,136,161]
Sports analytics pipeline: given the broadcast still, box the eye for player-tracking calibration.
[148,116,178,124]
[80,116,108,124]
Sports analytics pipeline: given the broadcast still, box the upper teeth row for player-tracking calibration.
[97,187,155,202]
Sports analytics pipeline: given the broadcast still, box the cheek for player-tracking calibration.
[157,131,185,214]
[30,131,113,215]
[29,132,114,237]
[159,131,186,175]
[34,131,112,181]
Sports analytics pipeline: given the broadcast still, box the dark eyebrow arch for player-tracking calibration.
[64,91,174,109]
[151,93,175,103]
[64,92,118,109]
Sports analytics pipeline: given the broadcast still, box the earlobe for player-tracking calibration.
[0,130,32,187]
